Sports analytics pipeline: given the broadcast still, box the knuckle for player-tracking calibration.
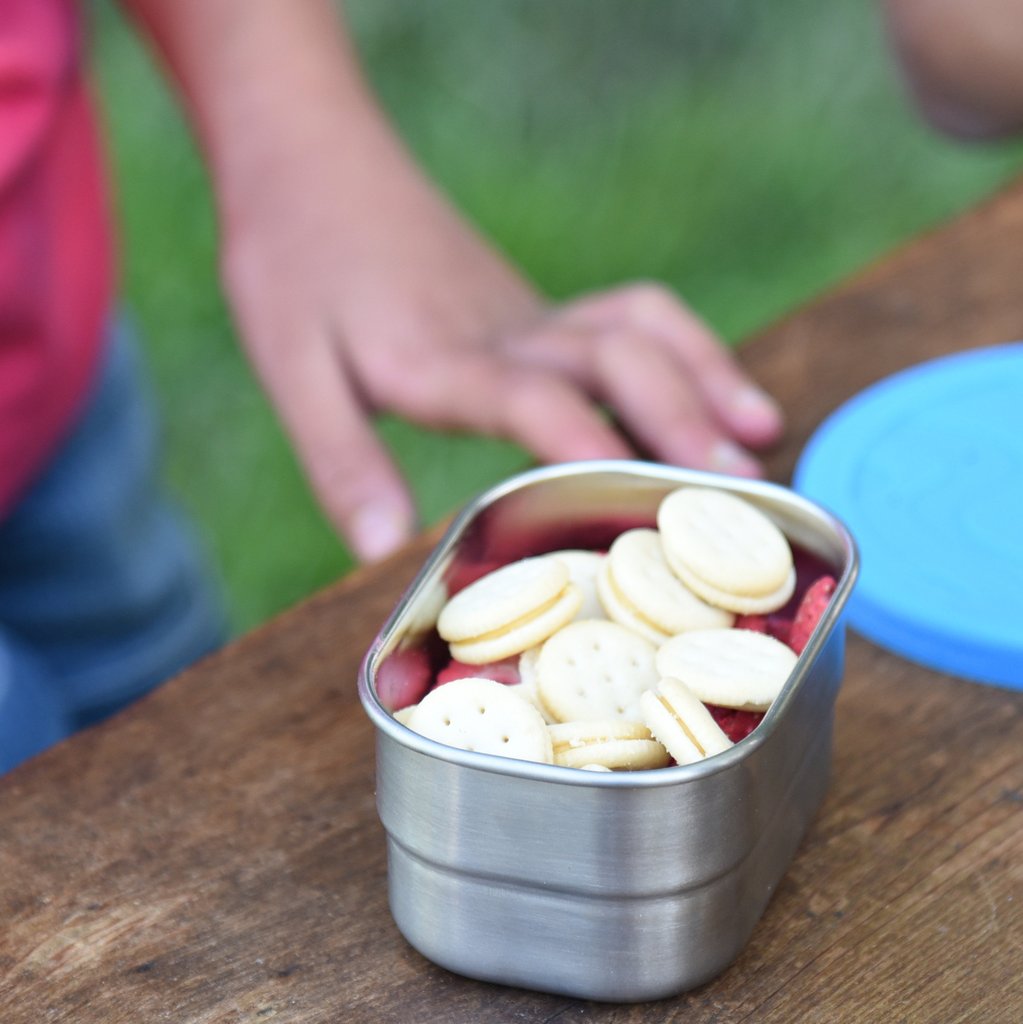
[623,280,677,317]
[502,369,566,423]
[363,344,462,419]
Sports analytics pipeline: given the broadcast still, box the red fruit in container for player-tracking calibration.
[706,704,764,743]
[434,656,521,688]
[375,646,433,711]
[735,613,793,647]
[734,613,768,633]
[788,575,837,655]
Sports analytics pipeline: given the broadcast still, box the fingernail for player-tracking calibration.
[731,386,783,431]
[351,503,410,562]
[709,439,761,477]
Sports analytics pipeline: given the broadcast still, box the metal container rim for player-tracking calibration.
[358,459,859,790]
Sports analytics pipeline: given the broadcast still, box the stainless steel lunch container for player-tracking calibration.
[359,461,857,1002]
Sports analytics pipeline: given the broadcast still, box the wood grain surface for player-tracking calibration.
[2,177,1022,1023]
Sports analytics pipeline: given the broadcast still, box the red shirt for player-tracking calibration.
[0,0,113,516]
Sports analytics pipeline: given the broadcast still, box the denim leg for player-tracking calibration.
[0,629,70,773]
[0,316,230,759]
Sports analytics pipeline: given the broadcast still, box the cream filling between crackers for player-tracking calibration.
[605,569,673,641]
[653,692,714,757]
[460,588,570,644]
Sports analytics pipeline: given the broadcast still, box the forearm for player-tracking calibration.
[116,0,435,234]
[882,0,1023,139]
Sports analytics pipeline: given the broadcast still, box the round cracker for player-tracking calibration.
[406,677,553,763]
[517,645,541,690]
[549,719,669,770]
[657,487,793,601]
[607,528,735,633]
[514,646,558,723]
[557,739,669,771]
[392,705,417,727]
[640,677,732,765]
[536,619,659,723]
[549,718,651,747]
[595,557,671,646]
[438,556,570,642]
[548,550,606,621]
[664,547,796,615]
[403,577,449,637]
[449,583,581,664]
[655,628,797,712]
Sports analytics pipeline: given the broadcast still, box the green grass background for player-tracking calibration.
[91,1,1023,633]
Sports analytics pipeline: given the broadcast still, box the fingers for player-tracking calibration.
[494,369,634,464]
[246,328,417,562]
[373,347,634,464]
[498,319,767,476]
[365,330,761,479]
[234,273,781,564]
[559,283,784,449]
[593,331,764,475]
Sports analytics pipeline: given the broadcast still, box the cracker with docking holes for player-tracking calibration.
[656,627,797,712]
[406,677,553,763]
[548,720,670,770]
[437,556,582,664]
[602,528,734,638]
[657,487,795,614]
[640,677,733,765]
[536,619,659,723]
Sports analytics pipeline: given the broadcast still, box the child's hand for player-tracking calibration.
[221,146,782,561]
[125,0,782,562]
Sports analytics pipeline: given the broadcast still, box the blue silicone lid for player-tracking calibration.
[794,342,1023,690]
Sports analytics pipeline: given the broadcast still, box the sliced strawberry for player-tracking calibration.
[736,613,792,646]
[707,704,764,743]
[375,646,433,711]
[764,614,793,646]
[434,656,522,688]
[788,575,837,654]
[735,614,768,633]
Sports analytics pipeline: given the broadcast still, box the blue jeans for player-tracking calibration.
[0,320,229,772]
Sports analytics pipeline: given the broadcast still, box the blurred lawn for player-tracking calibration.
[91,1,1023,633]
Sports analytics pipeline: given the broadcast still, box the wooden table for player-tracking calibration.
[3,179,1023,1024]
